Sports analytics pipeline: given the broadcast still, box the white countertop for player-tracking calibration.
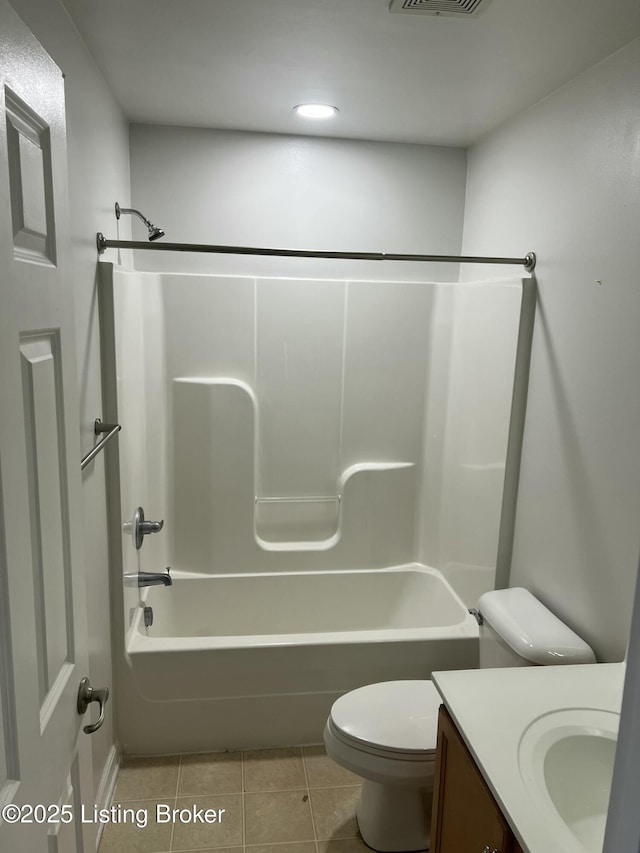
[432,663,625,853]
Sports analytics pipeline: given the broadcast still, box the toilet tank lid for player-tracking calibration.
[478,587,597,665]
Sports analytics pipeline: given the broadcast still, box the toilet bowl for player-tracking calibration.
[323,680,441,852]
[323,587,597,852]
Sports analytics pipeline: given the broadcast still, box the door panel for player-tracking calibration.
[5,85,56,264]
[20,332,74,717]
[0,2,95,850]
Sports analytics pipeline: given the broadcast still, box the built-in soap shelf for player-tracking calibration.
[256,462,415,550]
[254,496,341,548]
[172,376,415,553]
[255,495,342,503]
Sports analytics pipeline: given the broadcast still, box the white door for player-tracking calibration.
[0,3,97,851]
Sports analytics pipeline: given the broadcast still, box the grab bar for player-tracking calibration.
[81,419,121,470]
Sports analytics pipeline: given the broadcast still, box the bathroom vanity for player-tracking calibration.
[431,705,524,853]
[431,664,624,853]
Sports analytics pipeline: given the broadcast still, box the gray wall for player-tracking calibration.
[128,124,467,282]
[461,38,640,662]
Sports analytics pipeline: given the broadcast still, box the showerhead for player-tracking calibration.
[115,202,165,242]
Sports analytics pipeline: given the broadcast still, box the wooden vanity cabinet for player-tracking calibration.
[430,705,525,853]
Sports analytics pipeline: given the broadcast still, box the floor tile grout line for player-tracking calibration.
[111,782,359,805]
[168,797,177,850]
[242,783,361,795]
[246,843,317,849]
[169,756,181,851]
[241,749,246,853]
[301,746,320,850]
[308,783,361,790]
[110,795,182,805]
[176,754,183,797]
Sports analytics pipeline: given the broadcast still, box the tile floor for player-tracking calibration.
[99,745,371,853]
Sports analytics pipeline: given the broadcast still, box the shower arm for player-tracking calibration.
[115,202,153,229]
[96,232,536,272]
[114,202,165,241]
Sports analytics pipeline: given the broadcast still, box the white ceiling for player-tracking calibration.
[61,0,640,146]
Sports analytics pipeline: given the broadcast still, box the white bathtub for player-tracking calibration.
[121,564,479,753]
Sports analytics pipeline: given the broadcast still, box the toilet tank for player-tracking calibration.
[477,587,596,668]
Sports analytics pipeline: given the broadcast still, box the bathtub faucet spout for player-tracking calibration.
[125,568,172,587]
[139,568,172,587]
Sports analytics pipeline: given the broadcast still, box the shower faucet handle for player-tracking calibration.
[140,519,164,534]
[133,506,164,550]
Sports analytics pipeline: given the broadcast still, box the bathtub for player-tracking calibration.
[121,564,479,753]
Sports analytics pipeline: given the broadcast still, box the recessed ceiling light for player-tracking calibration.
[293,103,339,119]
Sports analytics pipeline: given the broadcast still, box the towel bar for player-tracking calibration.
[80,419,121,470]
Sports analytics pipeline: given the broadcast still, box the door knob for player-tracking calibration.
[77,677,109,734]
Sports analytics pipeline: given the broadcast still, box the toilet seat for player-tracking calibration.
[329,680,441,757]
[327,718,437,764]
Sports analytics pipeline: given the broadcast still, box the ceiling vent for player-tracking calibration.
[389,0,492,17]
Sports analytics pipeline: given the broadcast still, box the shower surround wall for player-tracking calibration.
[114,272,433,572]
[170,275,438,566]
[107,269,528,576]
[100,263,530,751]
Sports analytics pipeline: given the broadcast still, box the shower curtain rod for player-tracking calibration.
[96,233,536,272]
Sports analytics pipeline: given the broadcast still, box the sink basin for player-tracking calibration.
[518,708,619,852]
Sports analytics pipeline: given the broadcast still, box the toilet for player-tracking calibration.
[323,587,596,852]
